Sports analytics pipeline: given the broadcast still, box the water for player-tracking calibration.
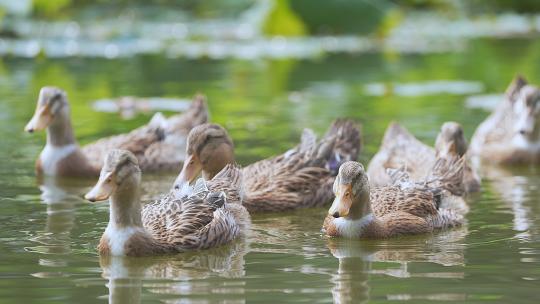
[2,5,540,304]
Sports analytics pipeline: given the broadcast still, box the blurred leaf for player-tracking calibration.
[263,0,307,37]
[376,8,404,38]
[290,0,388,35]
[32,0,71,17]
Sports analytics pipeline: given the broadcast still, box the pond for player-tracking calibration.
[1,2,540,304]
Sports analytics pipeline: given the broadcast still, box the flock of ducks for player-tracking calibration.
[24,75,540,257]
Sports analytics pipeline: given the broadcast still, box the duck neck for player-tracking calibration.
[337,192,378,238]
[47,108,77,147]
[348,192,373,221]
[108,181,142,229]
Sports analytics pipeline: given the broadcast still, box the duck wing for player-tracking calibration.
[144,191,241,251]
[367,122,435,187]
[81,96,208,172]
[370,186,438,219]
[241,119,361,212]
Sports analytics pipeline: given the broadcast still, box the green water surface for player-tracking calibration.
[1,37,540,303]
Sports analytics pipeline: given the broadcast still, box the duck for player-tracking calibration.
[84,149,250,257]
[172,119,361,212]
[322,161,464,239]
[24,86,208,177]
[470,76,540,164]
[367,121,480,193]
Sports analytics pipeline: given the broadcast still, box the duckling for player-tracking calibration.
[84,149,249,256]
[470,76,540,164]
[367,121,480,193]
[25,87,208,177]
[173,119,361,212]
[323,161,463,239]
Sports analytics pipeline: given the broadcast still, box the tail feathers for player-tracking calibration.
[387,166,416,190]
[381,122,413,149]
[297,128,318,156]
[388,166,445,208]
[187,94,210,125]
[205,191,227,209]
[166,94,209,133]
[426,156,466,196]
[207,163,244,204]
[321,118,361,175]
[282,119,360,175]
[428,209,464,230]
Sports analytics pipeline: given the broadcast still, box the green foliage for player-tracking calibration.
[376,8,404,38]
[32,0,72,16]
[263,0,307,37]
[290,0,388,35]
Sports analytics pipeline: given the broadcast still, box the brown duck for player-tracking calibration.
[470,76,540,164]
[173,119,361,213]
[85,149,250,257]
[367,121,480,193]
[323,161,464,239]
[25,87,208,177]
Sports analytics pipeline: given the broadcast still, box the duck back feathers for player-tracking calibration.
[82,95,209,173]
[241,119,361,212]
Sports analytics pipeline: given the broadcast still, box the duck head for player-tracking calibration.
[510,80,540,144]
[174,123,234,191]
[25,87,68,133]
[85,149,141,202]
[328,161,371,220]
[435,122,468,159]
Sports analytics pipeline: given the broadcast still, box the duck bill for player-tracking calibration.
[84,172,116,202]
[328,184,353,218]
[173,154,202,189]
[25,105,52,133]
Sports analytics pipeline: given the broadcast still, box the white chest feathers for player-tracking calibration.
[104,225,144,256]
[512,136,540,152]
[39,144,77,175]
[334,214,374,238]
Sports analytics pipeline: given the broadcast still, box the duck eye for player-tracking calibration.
[174,184,180,190]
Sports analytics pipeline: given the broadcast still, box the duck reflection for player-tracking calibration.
[100,240,248,304]
[30,176,89,271]
[326,226,467,303]
[33,172,177,260]
[480,164,540,238]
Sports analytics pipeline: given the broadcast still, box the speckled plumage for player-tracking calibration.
[323,161,464,239]
[92,150,249,257]
[83,94,208,172]
[179,119,361,213]
[367,121,480,194]
[27,87,208,177]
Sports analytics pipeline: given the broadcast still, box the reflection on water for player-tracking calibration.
[480,164,540,239]
[364,80,484,97]
[101,241,248,304]
[2,2,540,301]
[326,226,467,303]
[28,177,88,273]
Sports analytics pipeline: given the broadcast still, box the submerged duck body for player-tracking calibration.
[470,76,540,164]
[85,150,249,257]
[173,119,362,213]
[25,87,208,177]
[367,121,480,193]
[323,161,464,239]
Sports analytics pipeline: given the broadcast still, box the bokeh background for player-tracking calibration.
[1,1,540,303]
